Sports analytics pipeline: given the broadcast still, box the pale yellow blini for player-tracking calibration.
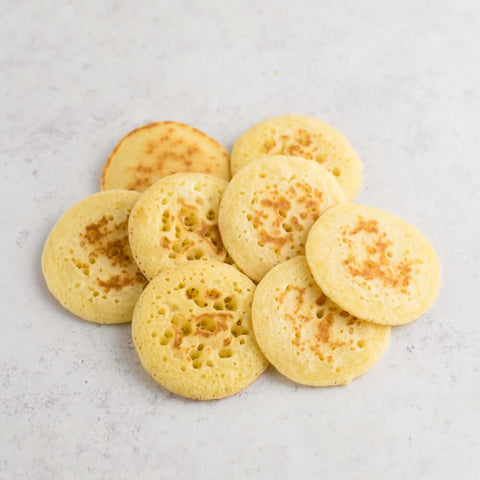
[231,114,362,200]
[128,173,229,281]
[132,261,269,400]
[305,204,441,325]
[218,155,346,282]
[42,190,147,324]
[252,256,390,386]
[102,121,230,192]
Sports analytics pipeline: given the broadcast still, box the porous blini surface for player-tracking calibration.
[102,121,230,192]
[252,256,390,386]
[218,155,346,282]
[128,173,229,280]
[132,261,269,400]
[230,114,362,200]
[41,190,147,324]
[306,203,441,325]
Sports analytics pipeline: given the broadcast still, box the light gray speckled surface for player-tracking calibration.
[1,1,479,479]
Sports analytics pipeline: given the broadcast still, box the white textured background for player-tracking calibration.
[2,1,479,479]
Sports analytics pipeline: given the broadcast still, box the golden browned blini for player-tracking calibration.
[128,173,229,280]
[218,155,346,282]
[306,204,441,325]
[252,256,390,386]
[132,261,269,400]
[231,115,362,200]
[41,190,147,324]
[102,121,230,192]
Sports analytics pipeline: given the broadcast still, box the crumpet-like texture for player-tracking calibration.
[252,256,390,386]
[218,156,346,282]
[128,173,229,280]
[231,115,362,200]
[42,190,147,324]
[306,204,441,325]
[132,261,269,400]
[102,121,230,192]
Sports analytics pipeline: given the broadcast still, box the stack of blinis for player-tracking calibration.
[42,115,440,400]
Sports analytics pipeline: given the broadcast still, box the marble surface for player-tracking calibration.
[1,1,479,478]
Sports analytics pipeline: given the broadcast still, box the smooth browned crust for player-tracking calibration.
[101,121,230,191]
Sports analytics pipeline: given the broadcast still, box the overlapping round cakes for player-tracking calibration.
[42,116,440,400]
[42,190,147,324]
[231,114,362,200]
[252,256,390,386]
[128,172,230,280]
[102,121,230,192]
[305,203,441,325]
[132,261,268,400]
[219,155,346,282]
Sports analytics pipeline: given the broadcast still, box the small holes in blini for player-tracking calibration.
[194,298,208,308]
[181,324,192,336]
[357,340,365,348]
[316,309,324,319]
[231,325,249,337]
[332,167,341,177]
[192,359,202,369]
[206,360,214,367]
[224,296,237,311]
[151,331,158,338]
[186,287,199,299]
[198,315,216,333]
[190,350,200,360]
[218,348,233,358]
[161,210,172,231]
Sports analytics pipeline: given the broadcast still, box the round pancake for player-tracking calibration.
[128,173,230,280]
[218,155,346,282]
[102,121,230,192]
[231,114,362,200]
[305,204,441,325]
[252,256,390,386]
[42,190,147,324]
[132,261,269,400]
